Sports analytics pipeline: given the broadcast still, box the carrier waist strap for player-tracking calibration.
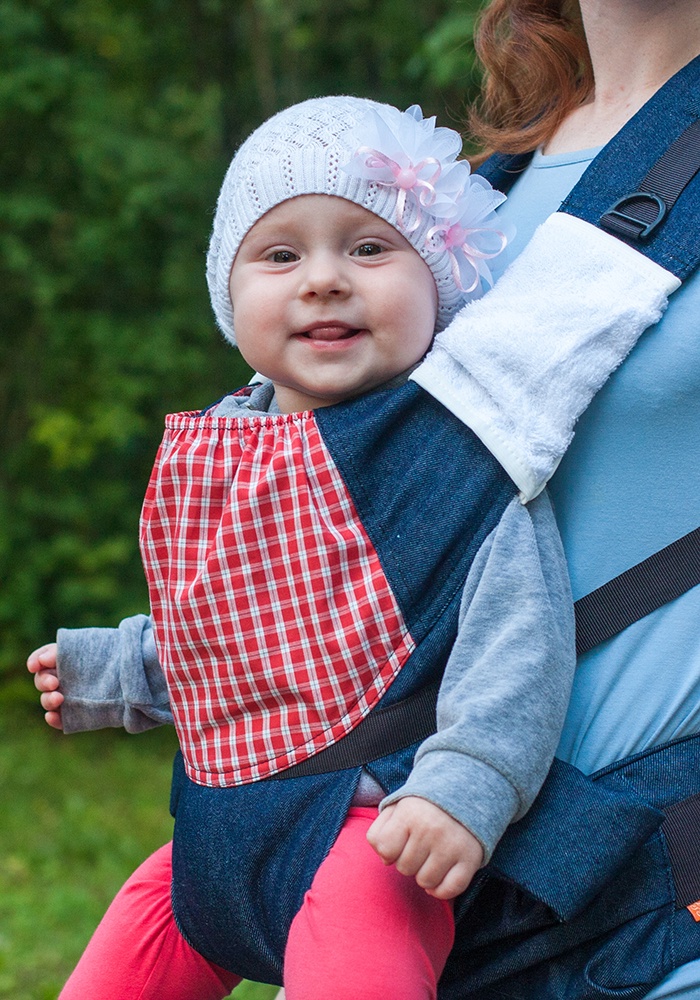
[273,525,700,778]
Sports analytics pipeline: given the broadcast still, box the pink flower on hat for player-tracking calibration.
[342,104,510,297]
[342,105,470,231]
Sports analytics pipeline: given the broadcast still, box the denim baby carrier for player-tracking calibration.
[155,55,700,994]
[150,385,518,982]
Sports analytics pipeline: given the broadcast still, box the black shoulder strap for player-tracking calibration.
[574,526,700,656]
[475,56,700,659]
[598,118,700,243]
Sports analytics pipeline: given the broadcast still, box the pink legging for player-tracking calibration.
[59,807,454,1000]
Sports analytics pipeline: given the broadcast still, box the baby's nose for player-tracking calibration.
[299,253,352,298]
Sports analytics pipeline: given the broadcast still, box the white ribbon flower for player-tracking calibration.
[342,104,511,297]
[426,176,512,293]
[342,104,467,231]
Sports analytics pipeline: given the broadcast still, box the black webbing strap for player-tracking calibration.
[575,525,700,657]
[600,118,700,242]
[271,680,440,779]
[273,526,700,778]
[662,792,700,908]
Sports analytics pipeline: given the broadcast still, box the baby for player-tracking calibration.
[28,96,574,1000]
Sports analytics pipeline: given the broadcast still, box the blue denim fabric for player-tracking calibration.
[314,381,516,644]
[170,753,357,984]
[172,734,700,994]
[169,381,517,984]
[438,735,700,999]
[479,54,700,281]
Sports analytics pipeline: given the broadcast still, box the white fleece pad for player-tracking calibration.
[412,212,680,501]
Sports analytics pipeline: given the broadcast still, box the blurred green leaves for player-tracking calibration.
[1,0,484,684]
[408,8,480,89]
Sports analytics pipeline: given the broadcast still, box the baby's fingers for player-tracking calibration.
[27,643,58,673]
[40,689,64,713]
[34,669,59,694]
[366,806,410,865]
[38,685,64,730]
[422,859,476,900]
[43,709,64,731]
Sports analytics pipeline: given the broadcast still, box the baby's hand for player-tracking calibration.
[26,643,64,730]
[367,796,483,900]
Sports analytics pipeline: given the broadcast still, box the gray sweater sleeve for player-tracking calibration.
[57,613,173,734]
[380,491,576,862]
[54,389,270,736]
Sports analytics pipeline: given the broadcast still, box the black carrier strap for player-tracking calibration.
[272,680,441,780]
[662,791,700,908]
[275,526,700,778]
[599,118,700,242]
[575,526,700,656]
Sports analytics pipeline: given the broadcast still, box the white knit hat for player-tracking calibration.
[207,95,508,344]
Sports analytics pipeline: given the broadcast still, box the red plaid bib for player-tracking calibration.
[140,409,415,787]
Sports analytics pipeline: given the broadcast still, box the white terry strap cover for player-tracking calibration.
[412,212,681,502]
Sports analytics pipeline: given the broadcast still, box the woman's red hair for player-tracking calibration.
[468,0,594,158]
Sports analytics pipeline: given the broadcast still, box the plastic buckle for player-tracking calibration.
[600,192,668,241]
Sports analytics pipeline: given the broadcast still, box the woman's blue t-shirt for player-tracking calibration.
[491,147,700,775]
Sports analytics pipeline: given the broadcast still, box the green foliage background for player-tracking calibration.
[1,0,484,688]
[1,0,483,994]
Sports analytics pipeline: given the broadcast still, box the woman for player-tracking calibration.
[446,0,700,996]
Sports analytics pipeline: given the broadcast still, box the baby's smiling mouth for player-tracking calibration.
[299,323,364,342]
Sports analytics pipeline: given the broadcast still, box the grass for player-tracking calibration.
[0,699,278,1000]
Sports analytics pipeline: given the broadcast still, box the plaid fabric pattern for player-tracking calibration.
[140,410,415,788]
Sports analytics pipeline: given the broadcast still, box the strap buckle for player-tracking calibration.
[600,191,668,241]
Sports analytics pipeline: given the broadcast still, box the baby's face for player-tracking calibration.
[229,195,438,413]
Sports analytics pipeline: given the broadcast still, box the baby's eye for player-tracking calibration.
[269,249,299,264]
[353,243,384,257]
